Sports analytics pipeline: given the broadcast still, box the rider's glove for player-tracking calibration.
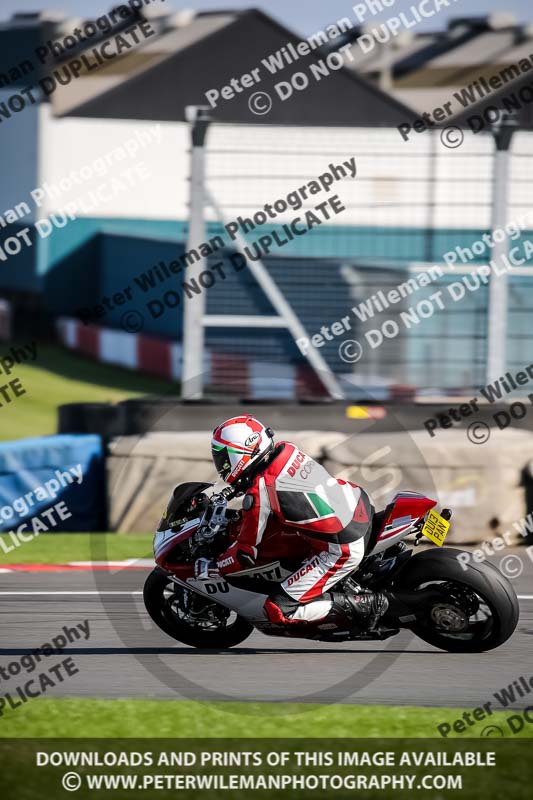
[194,558,220,581]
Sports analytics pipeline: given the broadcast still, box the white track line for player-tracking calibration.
[0,592,531,599]
[0,591,143,596]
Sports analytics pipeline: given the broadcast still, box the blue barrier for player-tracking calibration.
[0,435,105,533]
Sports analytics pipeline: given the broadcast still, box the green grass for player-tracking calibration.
[3,708,532,800]
[0,342,179,441]
[1,699,531,738]
[0,533,153,563]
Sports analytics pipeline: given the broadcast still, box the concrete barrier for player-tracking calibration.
[107,429,533,542]
[322,428,533,544]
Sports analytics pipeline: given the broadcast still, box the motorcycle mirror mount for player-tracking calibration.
[220,485,238,501]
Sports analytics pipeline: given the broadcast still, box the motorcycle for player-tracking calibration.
[144,482,519,651]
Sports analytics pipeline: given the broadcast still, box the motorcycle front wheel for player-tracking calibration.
[143,568,254,649]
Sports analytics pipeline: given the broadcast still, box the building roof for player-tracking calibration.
[337,13,533,130]
[51,8,418,127]
[50,12,237,116]
[450,67,533,130]
[393,15,520,81]
[337,30,442,88]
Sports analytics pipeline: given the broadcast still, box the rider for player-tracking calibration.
[195,415,389,630]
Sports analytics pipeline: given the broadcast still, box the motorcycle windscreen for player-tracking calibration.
[157,482,213,532]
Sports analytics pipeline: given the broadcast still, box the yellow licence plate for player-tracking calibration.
[421,509,450,547]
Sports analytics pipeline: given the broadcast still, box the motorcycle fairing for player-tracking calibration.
[370,492,436,554]
[167,567,272,623]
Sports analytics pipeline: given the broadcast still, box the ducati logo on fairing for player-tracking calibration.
[231,561,284,581]
[251,565,282,581]
[204,581,230,595]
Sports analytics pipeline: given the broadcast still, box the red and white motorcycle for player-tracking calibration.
[144,482,519,652]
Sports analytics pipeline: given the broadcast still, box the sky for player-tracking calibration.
[0,0,531,36]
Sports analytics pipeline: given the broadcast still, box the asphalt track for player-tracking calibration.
[1,549,532,710]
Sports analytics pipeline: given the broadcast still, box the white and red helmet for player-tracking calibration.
[211,415,274,484]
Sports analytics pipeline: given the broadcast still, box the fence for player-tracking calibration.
[183,119,533,399]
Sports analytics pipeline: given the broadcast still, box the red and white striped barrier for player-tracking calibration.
[56,318,327,399]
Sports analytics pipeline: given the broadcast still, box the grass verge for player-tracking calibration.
[0,533,153,563]
[0,342,178,441]
[2,699,531,738]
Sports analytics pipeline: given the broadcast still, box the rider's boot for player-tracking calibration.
[329,590,389,630]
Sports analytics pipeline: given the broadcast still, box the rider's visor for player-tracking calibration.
[212,444,231,480]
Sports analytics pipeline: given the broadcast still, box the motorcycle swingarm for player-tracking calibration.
[382,586,448,627]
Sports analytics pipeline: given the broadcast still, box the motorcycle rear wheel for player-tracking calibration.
[144,568,254,649]
[393,547,519,652]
